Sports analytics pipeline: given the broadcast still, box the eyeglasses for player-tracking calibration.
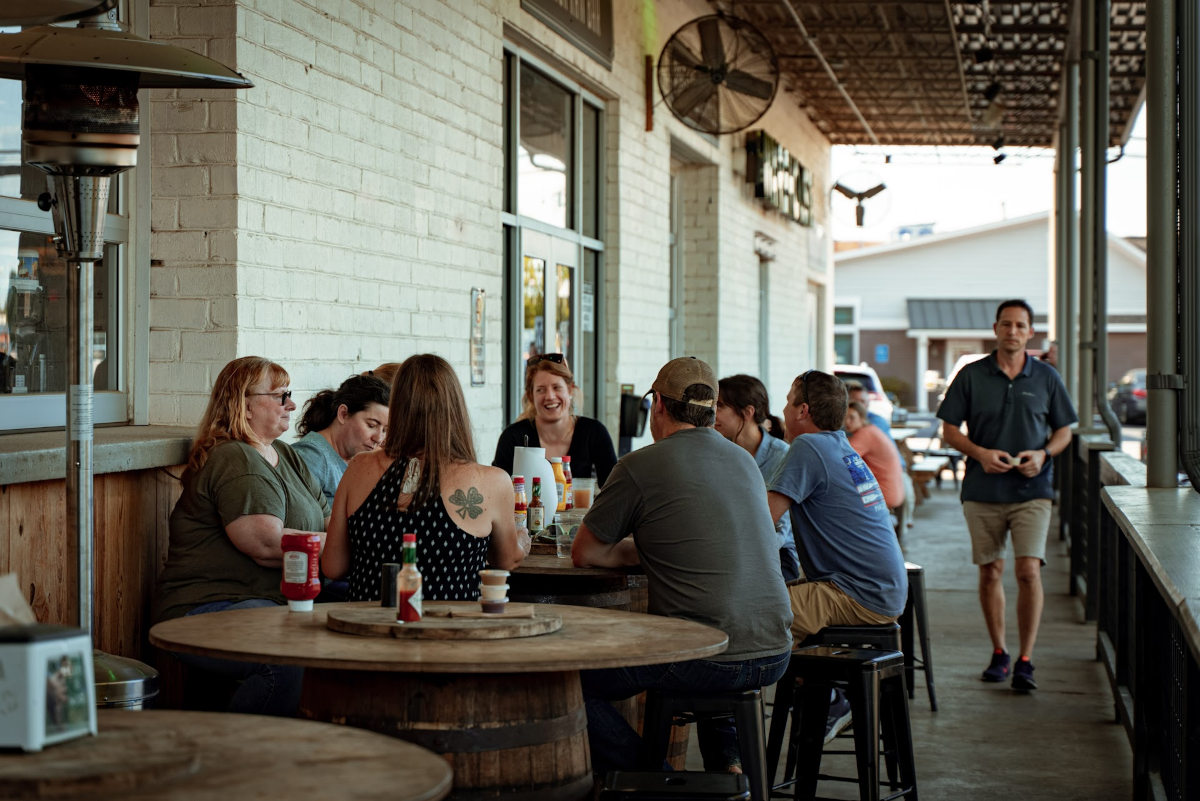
[526,353,565,368]
[249,390,293,406]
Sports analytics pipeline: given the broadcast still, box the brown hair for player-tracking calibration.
[186,356,289,478]
[365,362,402,389]
[659,384,717,428]
[790,370,848,432]
[718,374,785,439]
[384,354,477,507]
[519,359,580,421]
[845,400,870,430]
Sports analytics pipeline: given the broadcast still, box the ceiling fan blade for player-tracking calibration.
[832,182,856,200]
[861,183,887,200]
[671,77,718,120]
[669,40,705,72]
[698,18,725,69]
[724,69,774,100]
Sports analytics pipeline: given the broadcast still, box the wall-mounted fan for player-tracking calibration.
[657,14,778,136]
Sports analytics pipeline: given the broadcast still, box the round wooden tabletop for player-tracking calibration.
[150,601,727,673]
[0,709,452,801]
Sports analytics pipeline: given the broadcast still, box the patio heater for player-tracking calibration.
[0,10,251,701]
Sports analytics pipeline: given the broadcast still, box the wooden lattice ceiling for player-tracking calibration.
[715,1,1145,148]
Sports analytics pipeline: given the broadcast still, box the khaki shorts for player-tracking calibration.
[963,499,1052,565]
[787,581,896,641]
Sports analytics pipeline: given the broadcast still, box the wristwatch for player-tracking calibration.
[1044,448,1053,461]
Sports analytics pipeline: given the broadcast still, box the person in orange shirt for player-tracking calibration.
[844,400,906,513]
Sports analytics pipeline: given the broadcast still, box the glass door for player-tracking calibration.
[516,228,581,410]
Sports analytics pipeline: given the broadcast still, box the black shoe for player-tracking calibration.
[823,689,852,744]
[981,650,1010,682]
[1011,658,1037,690]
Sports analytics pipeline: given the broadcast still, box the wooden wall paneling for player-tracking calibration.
[0,478,74,627]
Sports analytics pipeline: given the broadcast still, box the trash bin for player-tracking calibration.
[93,650,158,709]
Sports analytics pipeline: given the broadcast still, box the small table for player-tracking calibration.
[0,709,451,801]
[150,602,727,801]
[511,552,647,612]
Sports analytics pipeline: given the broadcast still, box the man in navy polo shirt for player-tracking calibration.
[937,299,1076,691]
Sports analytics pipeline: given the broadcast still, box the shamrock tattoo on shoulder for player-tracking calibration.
[449,486,485,520]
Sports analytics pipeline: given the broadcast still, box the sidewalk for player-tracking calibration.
[690,481,1134,799]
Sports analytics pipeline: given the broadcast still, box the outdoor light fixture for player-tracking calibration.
[992,135,1005,150]
[0,14,251,641]
[974,47,995,64]
[983,82,1002,102]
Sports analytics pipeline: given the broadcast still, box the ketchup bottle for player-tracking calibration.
[280,533,321,611]
[396,533,423,623]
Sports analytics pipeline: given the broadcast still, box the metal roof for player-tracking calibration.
[719,1,1146,148]
[908,298,1006,330]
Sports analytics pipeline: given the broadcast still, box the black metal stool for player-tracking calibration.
[901,563,937,711]
[783,646,917,801]
[766,625,901,795]
[642,688,769,801]
[599,770,750,800]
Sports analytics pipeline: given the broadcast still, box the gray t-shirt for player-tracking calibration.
[768,430,908,618]
[291,430,346,506]
[582,426,793,661]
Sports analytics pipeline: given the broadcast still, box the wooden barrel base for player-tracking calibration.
[301,668,591,801]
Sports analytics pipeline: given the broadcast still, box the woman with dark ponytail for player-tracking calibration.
[715,374,800,581]
[293,374,390,505]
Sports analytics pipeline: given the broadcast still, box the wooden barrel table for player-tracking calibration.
[150,601,727,801]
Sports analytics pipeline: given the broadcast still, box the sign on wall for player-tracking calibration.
[745,130,814,226]
[470,288,486,386]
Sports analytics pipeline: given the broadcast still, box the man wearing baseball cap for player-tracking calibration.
[573,357,793,780]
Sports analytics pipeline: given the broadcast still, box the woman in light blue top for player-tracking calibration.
[715,374,801,581]
[293,373,390,505]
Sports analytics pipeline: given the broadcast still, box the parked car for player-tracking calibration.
[935,353,989,408]
[1108,368,1147,425]
[834,363,896,425]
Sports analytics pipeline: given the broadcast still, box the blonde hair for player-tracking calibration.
[185,356,289,478]
[519,359,580,421]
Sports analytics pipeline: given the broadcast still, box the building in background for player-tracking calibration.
[834,212,1146,412]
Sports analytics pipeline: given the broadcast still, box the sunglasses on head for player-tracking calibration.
[526,353,565,368]
[249,390,293,406]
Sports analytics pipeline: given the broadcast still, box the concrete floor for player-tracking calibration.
[686,477,1134,800]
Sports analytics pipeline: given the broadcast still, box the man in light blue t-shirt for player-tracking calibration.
[767,369,908,639]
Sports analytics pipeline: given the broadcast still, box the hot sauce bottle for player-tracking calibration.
[280,533,321,611]
[529,477,545,534]
[513,475,528,534]
[396,533,423,623]
[561,456,574,510]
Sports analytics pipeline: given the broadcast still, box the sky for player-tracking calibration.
[830,107,1148,244]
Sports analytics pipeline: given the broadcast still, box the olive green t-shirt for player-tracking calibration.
[154,440,330,622]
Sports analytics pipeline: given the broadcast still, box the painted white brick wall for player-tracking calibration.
[144,0,833,456]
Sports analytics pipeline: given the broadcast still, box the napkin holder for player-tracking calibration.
[0,624,97,752]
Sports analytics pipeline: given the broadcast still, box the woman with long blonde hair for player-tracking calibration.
[323,354,529,601]
[155,356,328,716]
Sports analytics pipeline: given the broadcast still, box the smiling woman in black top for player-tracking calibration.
[493,355,617,486]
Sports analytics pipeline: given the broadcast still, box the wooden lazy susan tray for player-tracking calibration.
[326,601,562,640]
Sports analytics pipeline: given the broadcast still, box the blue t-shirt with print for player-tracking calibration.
[768,430,907,618]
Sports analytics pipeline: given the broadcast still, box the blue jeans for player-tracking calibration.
[581,651,790,773]
[176,598,303,717]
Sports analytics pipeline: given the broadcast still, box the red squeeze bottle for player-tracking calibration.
[280,533,321,611]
